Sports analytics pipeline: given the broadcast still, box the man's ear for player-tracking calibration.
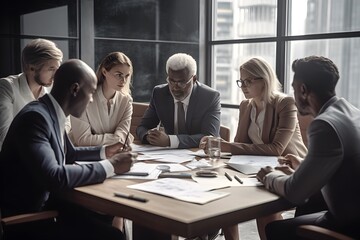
[193,75,197,82]
[70,83,80,97]
[300,84,307,96]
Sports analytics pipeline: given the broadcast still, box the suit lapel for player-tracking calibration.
[164,87,175,133]
[39,95,65,164]
[185,82,198,132]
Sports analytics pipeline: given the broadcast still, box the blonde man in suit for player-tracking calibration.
[200,57,307,240]
[0,38,63,150]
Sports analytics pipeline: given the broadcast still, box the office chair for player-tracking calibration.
[297,225,354,240]
[0,209,58,240]
[130,102,149,141]
[220,125,231,142]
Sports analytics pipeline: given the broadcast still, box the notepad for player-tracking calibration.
[226,162,261,175]
[226,155,278,175]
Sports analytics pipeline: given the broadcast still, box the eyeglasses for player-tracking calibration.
[236,77,262,88]
[166,75,193,88]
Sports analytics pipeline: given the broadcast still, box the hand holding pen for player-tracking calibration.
[122,131,130,151]
[146,121,170,147]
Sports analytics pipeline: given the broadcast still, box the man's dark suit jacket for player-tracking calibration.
[0,94,107,216]
[136,82,221,148]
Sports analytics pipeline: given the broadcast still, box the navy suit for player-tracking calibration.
[136,82,221,148]
[0,94,106,216]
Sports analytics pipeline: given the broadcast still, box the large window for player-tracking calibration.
[94,0,199,102]
[0,0,200,103]
[210,0,360,140]
[0,0,78,77]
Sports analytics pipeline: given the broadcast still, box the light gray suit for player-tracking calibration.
[264,96,360,239]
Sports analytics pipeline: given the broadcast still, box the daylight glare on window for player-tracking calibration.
[212,0,360,140]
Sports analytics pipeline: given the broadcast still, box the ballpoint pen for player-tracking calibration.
[156,121,163,131]
[114,192,148,203]
[122,131,130,151]
[224,172,232,181]
[234,175,243,184]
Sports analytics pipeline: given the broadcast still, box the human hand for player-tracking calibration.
[198,136,211,153]
[278,154,303,171]
[105,142,132,158]
[109,152,137,175]
[146,129,170,147]
[274,165,295,175]
[256,166,274,183]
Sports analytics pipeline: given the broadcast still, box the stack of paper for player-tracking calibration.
[112,163,190,180]
[131,144,195,163]
[127,178,229,204]
[227,155,278,174]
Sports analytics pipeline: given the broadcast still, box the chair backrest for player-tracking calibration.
[297,225,354,240]
[220,125,231,142]
[131,102,149,141]
[130,102,231,142]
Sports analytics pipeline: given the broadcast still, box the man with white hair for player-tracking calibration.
[136,53,221,149]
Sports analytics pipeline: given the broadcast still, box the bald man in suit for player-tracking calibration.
[0,59,134,239]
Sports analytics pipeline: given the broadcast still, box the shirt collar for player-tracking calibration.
[98,86,119,105]
[173,83,193,106]
[318,96,338,115]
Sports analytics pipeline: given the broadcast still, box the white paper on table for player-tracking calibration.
[127,178,230,204]
[143,154,193,164]
[131,146,195,163]
[192,149,232,158]
[111,162,161,180]
[193,175,263,187]
[111,163,190,180]
[136,154,164,161]
[186,159,212,169]
[130,143,170,152]
[228,155,278,168]
[146,163,190,172]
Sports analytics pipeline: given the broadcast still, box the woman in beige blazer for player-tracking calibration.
[69,52,134,234]
[200,57,307,240]
[70,52,134,146]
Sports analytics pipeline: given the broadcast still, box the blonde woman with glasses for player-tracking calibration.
[199,57,307,240]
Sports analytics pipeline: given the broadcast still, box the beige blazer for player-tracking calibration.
[69,88,134,146]
[231,94,307,157]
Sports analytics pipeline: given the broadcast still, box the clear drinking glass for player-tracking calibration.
[208,136,221,161]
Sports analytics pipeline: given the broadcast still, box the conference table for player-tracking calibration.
[60,151,293,239]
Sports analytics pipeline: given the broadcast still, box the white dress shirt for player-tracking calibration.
[248,100,266,144]
[69,87,133,146]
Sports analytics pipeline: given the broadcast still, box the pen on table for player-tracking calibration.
[114,192,148,203]
[120,172,149,176]
[234,175,243,184]
[122,131,130,151]
[224,172,232,181]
